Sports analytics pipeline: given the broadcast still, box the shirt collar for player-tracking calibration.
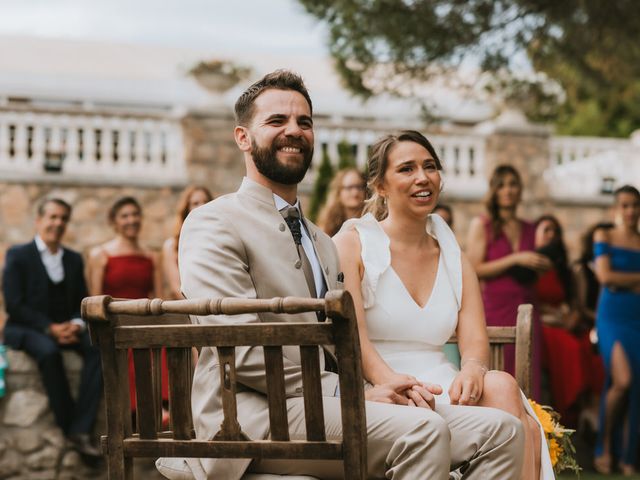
[35,235,61,255]
[273,193,301,213]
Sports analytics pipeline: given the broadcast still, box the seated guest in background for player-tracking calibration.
[434,203,454,229]
[86,196,167,421]
[317,167,366,236]
[534,214,603,427]
[162,186,213,299]
[2,198,101,459]
[593,185,640,476]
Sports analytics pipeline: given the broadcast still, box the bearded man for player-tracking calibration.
[162,70,524,480]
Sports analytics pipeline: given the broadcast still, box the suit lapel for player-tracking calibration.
[301,218,331,293]
[29,240,50,308]
[61,249,75,308]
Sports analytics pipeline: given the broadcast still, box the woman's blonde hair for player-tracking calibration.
[172,186,214,251]
[317,168,366,236]
[364,130,442,220]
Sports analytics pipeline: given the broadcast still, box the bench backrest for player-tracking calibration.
[82,290,367,480]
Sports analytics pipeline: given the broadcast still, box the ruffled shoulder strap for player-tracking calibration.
[338,213,390,308]
[427,214,463,310]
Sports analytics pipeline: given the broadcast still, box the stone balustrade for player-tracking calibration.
[547,135,638,202]
[311,126,487,199]
[0,110,186,187]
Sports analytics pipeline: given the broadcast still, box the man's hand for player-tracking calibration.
[406,383,442,410]
[365,381,439,409]
[48,322,80,345]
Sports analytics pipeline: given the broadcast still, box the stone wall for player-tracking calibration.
[0,350,106,480]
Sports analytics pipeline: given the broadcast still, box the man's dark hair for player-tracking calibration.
[234,70,313,126]
[37,198,72,217]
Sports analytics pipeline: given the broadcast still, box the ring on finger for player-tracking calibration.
[469,394,477,401]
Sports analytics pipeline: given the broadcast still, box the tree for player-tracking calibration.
[337,140,357,170]
[298,0,640,137]
[309,147,334,221]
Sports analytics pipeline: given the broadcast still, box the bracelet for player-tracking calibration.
[461,357,488,375]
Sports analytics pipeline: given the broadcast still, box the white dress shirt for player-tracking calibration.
[273,194,326,297]
[34,235,64,283]
[34,235,85,329]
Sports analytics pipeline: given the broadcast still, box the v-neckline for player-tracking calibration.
[502,219,524,254]
[389,252,441,310]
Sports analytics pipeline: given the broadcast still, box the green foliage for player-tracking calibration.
[337,140,357,170]
[308,147,334,221]
[298,0,640,137]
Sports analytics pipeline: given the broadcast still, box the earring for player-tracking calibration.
[382,196,387,206]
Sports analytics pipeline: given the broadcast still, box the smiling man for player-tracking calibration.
[2,198,102,461]
[167,70,524,480]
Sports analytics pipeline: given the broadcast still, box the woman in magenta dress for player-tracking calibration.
[87,196,166,417]
[466,165,552,399]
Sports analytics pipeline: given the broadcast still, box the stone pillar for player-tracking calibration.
[182,110,244,196]
[477,107,553,220]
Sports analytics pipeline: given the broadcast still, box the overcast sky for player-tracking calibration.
[0,0,329,56]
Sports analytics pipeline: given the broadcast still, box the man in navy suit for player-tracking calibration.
[2,198,101,458]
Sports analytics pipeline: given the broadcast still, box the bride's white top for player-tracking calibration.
[341,212,461,403]
[339,212,555,479]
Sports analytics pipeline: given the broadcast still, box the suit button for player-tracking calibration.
[279,223,286,232]
[294,260,302,269]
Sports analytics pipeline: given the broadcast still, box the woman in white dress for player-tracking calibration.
[333,131,554,480]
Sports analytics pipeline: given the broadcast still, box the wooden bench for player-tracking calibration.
[83,293,533,479]
[82,290,367,480]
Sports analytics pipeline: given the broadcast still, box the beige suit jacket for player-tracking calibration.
[179,177,341,480]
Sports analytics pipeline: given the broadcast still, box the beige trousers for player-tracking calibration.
[249,397,525,479]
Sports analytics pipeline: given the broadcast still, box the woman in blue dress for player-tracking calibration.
[593,185,640,476]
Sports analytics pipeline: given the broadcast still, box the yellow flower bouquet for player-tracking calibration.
[528,399,581,475]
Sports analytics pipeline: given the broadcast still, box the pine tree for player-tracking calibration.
[337,140,357,170]
[308,147,334,221]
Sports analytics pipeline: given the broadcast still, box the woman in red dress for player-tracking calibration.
[87,196,166,419]
[534,215,604,427]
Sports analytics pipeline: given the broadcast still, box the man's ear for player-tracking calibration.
[234,126,251,152]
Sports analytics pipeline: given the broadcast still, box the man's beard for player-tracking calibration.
[252,137,314,185]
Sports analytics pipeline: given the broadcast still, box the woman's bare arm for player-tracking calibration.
[86,246,107,296]
[162,238,182,299]
[456,252,491,366]
[593,229,640,287]
[466,216,551,279]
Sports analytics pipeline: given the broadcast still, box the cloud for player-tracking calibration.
[0,0,328,55]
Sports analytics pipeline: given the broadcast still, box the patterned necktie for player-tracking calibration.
[280,206,337,373]
[281,206,317,298]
